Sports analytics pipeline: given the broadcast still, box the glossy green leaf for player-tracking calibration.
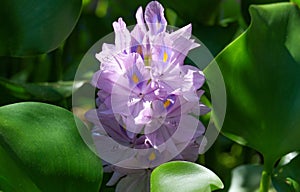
[150,161,223,192]
[0,0,82,56]
[241,0,288,25]
[0,102,102,191]
[272,155,300,192]
[216,2,300,166]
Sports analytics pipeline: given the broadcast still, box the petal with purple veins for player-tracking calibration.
[145,1,167,35]
[113,18,131,53]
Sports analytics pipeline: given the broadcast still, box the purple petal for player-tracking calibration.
[132,6,147,41]
[171,36,200,65]
[169,24,192,40]
[200,103,211,115]
[113,18,131,53]
[95,43,116,66]
[135,102,153,124]
[145,1,167,35]
[91,70,101,88]
[182,65,205,90]
[135,6,146,29]
[97,70,127,92]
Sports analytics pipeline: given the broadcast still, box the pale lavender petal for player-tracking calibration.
[200,103,211,115]
[135,101,153,125]
[113,18,131,53]
[91,70,101,88]
[122,116,143,138]
[151,99,167,116]
[172,114,199,143]
[145,1,167,35]
[135,6,147,31]
[169,23,192,40]
[96,70,128,92]
[146,123,175,147]
[131,6,147,50]
[171,36,200,65]
[182,65,205,90]
[95,116,131,145]
[176,141,200,162]
[131,26,145,54]
[92,133,136,164]
[95,43,115,65]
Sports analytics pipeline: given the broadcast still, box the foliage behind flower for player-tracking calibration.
[86,1,209,191]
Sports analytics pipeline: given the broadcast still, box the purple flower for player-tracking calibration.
[86,1,209,191]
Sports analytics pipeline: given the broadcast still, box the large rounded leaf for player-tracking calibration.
[150,161,223,192]
[216,2,300,166]
[0,102,102,191]
[0,0,82,56]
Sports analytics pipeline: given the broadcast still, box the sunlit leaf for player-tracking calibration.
[151,161,223,192]
[241,0,288,24]
[291,0,300,7]
[216,2,300,166]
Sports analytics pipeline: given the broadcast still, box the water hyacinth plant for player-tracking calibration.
[1,0,300,192]
[86,1,211,191]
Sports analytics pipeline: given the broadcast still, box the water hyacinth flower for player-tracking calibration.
[86,1,210,191]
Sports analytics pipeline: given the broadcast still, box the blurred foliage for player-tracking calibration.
[0,0,82,56]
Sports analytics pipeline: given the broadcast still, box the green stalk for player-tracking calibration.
[259,170,271,192]
[259,158,274,192]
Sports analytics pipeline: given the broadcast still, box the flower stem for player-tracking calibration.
[259,170,271,192]
[259,158,274,192]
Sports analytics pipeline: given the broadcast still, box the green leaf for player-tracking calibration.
[150,161,223,192]
[0,102,102,191]
[241,0,289,25]
[216,2,300,166]
[272,155,300,192]
[0,0,82,56]
[291,0,300,7]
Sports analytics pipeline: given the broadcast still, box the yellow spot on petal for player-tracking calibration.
[144,55,151,66]
[148,152,156,161]
[137,45,143,55]
[132,73,139,84]
[163,51,168,62]
[164,99,171,108]
[157,22,161,30]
